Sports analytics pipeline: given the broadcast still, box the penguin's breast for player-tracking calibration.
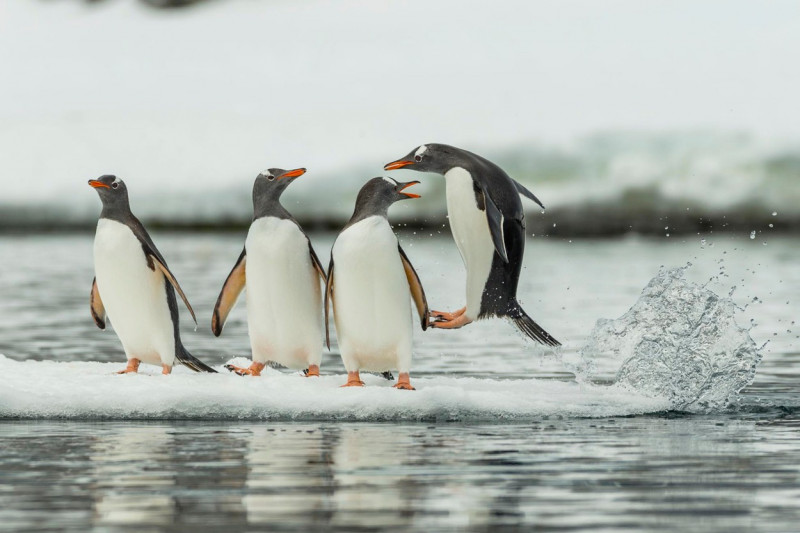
[244,217,322,357]
[93,219,175,363]
[331,216,412,353]
[444,167,495,316]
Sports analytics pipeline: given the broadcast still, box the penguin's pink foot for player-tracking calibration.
[225,362,265,377]
[161,364,172,375]
[430,313,473,329]
[393,373,415,390]
[303,365,320,377]
[116,358,140,374]
[430,307,466,322]
[341,371,365,388]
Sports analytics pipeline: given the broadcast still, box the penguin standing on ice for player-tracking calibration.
[326,177,429,390]
[384,144,560,346]
[212,168,327,377]
[88,175,217,374]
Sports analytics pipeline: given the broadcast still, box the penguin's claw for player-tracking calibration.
[225,362,264,377]
[341,371,365,387]
[393,373,415,390]
[429,314,473,329]
[116,359,140,374]
[303,365,320,377]
[429,307,467,321]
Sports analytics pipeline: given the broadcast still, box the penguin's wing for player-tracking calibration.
[308,242,328,284]
[398,245,429,331]
[513,180,546,209]
[211,248,246,337]
[324,257,334,350]
[481,191,510,263]
[129,217,198,325]
[90,277,106,329]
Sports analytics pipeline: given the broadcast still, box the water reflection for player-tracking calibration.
[3,418,800,532]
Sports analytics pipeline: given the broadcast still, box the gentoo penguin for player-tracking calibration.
[88,175,217,374]
[325,177,428,390]
[212,167,327,377]
[384,144,560,346]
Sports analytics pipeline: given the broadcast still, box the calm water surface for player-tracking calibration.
[1,232,798,532]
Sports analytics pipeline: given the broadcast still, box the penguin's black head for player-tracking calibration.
[352,177,420,219]
[384,143,458,175]
[88,175,130,210]
[253,167,306,204]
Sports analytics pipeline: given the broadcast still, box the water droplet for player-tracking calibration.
[749,231,756,239]
[769,223,773,228]
[553,223,557,228]
[772,211,778,216]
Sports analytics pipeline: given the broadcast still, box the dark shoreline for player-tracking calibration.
[1,205,796,238]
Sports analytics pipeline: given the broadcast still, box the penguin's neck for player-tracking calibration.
[346,204,390,229]
[254,198,291,220]
[99,201,134,224]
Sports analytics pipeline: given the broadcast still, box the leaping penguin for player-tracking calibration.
[88,175,217,374]
[325,177,428,390]
[212,168,327,377]
[384,144,560,347]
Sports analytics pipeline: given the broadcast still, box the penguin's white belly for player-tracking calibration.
[332,216,412,373]
[93,219,176,366]
[245,217,322,369]
[444,167,494,319]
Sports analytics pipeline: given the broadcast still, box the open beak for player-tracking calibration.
[398,181,421,199]
[88,180,110,189]
[384,160,414,171]
[277,168,306,180]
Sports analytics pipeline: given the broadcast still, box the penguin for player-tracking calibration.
[325,177,429,390]
[88,175,217,374]
[384,144,560,346]
[212,168,327,377]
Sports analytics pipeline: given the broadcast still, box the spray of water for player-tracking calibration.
[576,267,762,413]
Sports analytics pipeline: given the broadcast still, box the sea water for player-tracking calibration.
[0,233,798,532]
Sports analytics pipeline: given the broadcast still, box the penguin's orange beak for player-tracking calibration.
[384,160,414,171]
[399,182,420,199]
[88,180,110,189]
[277,168,306,180]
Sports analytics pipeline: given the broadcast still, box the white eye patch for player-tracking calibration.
[414,145,428,157]
[382,177,398,186]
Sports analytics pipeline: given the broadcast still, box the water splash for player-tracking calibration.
[577,268,762,413]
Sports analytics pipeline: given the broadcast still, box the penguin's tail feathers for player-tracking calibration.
[176,345,218,373]
[507,300,561,347]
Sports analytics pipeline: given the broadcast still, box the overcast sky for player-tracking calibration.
[1,0,798,202]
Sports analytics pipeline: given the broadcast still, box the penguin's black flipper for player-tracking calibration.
[508,300,561,347]
[90,277,106,329]
[212,248,247,337]
[397,245,429,331]
[128,216,198,326]
[324,257,334,350]
[176,345,218,373]
[308,243,328,284]
[482,191,509,263]
[513,180,546,209]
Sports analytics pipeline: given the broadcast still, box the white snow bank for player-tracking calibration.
[0,355,668,421]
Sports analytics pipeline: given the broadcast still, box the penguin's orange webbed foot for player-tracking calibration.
[430,313,473,329]
[341,371,365,387]
[429,307,466,322]
[303,365,320,377]
[393,373,415,390]
[116,358,140,374]
[225,362,265,377]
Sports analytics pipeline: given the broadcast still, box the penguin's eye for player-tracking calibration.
[111,182,119,189]
[415,155,423,162]
[267,175,275,181]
